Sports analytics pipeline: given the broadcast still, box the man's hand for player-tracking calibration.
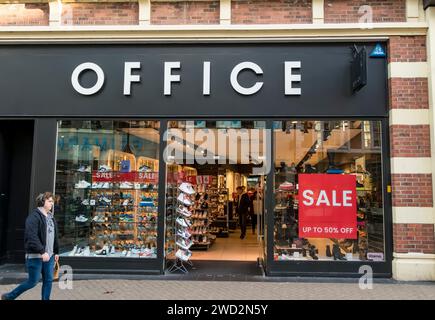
[54,255,59,263]
[42,253,50,262]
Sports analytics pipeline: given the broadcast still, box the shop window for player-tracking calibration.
[54,120,160,258]
[273,120,385,262]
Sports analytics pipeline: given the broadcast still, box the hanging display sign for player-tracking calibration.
[298,174,357,239]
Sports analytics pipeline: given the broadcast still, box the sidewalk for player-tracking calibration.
[0,263,434,300]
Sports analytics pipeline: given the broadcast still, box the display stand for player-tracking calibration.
[167,181,195,273]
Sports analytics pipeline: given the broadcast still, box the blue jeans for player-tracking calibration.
[4,256,55,300]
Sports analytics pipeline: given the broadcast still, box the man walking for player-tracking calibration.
[1,192,59,300]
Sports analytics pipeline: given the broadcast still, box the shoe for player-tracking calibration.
[83,246,91,256]
[91,182,103,189]
[75,215,88,223]
[326,245,332,257]
[175,249,192,262]
[75,180,91,189]
[81,199,90,206]
[92,214,105,223]
[138,165,152,172]
[69,245,78,256]
[176,238,193,250]
[177,193,192,206]
[98,165,111,172]
[95,246,108,256]
[240,234,245,239]
[176,206,192,218]
[332,244,346,261]
[101,182,110,189]
[309,245,319,260]
[177,229,192,239]
[178,182,195,195]
[78,165,91,173]
[120,182,134,189]
[176,217,189,228]
[278,181,294,191]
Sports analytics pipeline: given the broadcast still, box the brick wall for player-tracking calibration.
[391,174,433,207]
[324,0,406,23]
[61,2,139,25]
[232,0,312,24]
[388,36,427,63]
[390,125,431,157]
[0,3,49,26]
[151,1,219,25]
[393,224,435,254]
[389,79,429,109]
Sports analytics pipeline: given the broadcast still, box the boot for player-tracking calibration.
[332,244,346,261]
[309,245,319,260]
[326,245,332,257]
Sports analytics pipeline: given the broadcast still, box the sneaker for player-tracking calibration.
[75,180,91,189]
[278,181,294,191]
[175,249,192,262]
[83,246,91,256]
[176,217,190,228]
[177,193,192,206]
[69,245,78,256]
[100,197,111,204]
[75,215,88,223]
[92,182,103,189]
[178,182,195,195]
[92,214,105,223]
[110,246,116,255]
[176,239,193,250]
[81,199,90,205]
[78,165,91,173]
[122,199,130,206]
[98,165,112,172]
[120,182,134,189]
[126,250,132,257]
[138,165,152,172]
[176,206,192,218]
[177,229,192,240]
[95,245,108,255]
[101,182,110,189]
[134,183,141,190]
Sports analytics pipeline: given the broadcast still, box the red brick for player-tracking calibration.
[151,1,219,25]
[391,174,433,207]
[0,3,49,26]
[393,224,435,254]
[325,0,406,23]
[232,0,312,24]
[390,125,431,157]
[388,36,427,63]
[61,2,138,25]
[389,78,429,109]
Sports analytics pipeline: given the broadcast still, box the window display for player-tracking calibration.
[273,120,384,262]
[55,120,160,258]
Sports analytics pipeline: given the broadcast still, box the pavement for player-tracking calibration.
[0,264,434,300]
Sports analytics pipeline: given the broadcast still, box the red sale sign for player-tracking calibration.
[298,174,357,239]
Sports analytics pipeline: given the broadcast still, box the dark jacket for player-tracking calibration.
[237,193,251,217]
[24,208,59,255]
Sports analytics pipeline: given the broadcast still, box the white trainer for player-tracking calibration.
[177,193,192,206]
[178,182,196,195]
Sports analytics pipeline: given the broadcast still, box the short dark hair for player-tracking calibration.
[36,192,53,207]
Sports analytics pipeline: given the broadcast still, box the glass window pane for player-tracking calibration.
[54,120,160,258]
[273,120,385,262]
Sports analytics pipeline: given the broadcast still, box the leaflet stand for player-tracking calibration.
[167,181,195,273]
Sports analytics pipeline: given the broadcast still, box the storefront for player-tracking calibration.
[0,42,392,277]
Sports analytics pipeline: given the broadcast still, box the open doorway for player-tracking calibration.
[164,121,268,275]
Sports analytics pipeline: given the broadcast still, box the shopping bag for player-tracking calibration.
[53,260,60,280]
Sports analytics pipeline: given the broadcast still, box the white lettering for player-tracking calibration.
[285,61,301,95]
[332,190,341,207]
[343,190,353,207]
[71,62,105,96]
[164,61,181,96]
[123,62,141,96]
[203,61,211,95]
[316,190,331,206]
[230,62,264,95]
[302,190,314,206]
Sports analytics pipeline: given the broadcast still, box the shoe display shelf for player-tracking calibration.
[189,190,215,250]
[167,182,195,273]
[209,187,230,238]
[66,154,159,258]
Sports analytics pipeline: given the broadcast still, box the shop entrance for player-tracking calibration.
[164,121,267,276]
[0,120,34,264]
